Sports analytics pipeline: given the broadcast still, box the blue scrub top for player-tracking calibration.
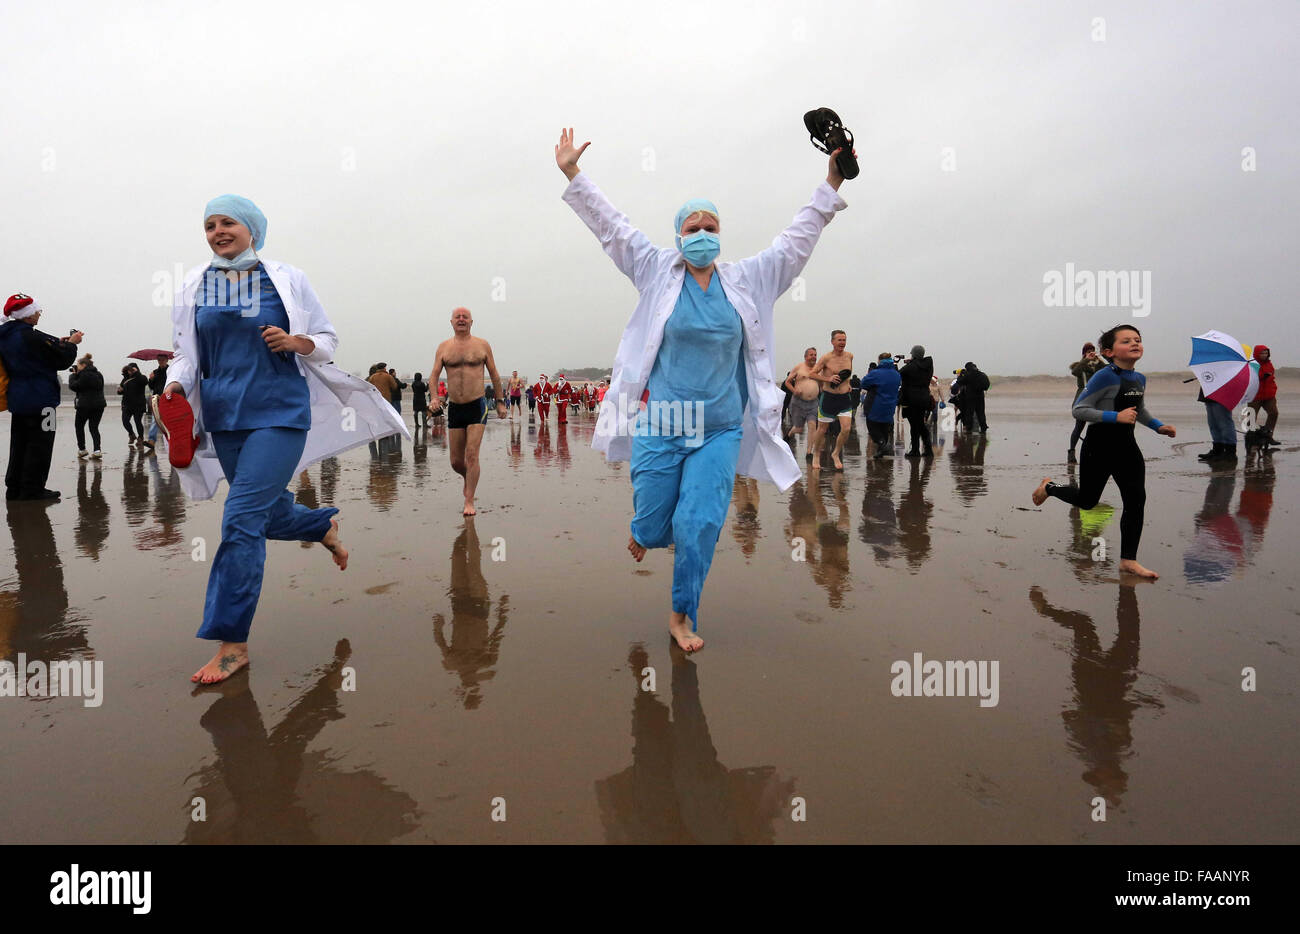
[195,265,311,433]
[646,273,748,436]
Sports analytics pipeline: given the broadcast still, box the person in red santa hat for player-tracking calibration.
[532,372,553,420]
[0,294,84,501]
[554,373,573,424]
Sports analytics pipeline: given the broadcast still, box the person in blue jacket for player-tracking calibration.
[861,354,901,459]
[1,293,83,501]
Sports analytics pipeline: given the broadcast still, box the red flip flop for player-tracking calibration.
[154,393,199,468]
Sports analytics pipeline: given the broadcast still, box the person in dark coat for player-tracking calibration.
[117,362,148,444]
[411,372,430,429]
[898,345,935,456]
[68,353,107,457]
[860,354,901,458]
[1068,342,1104,462]
[144,353,170,449]
[955,361,990,432]
[0,293,82,500]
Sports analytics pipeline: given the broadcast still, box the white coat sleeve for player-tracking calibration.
[292,270,338,364]
[738,181,847,306]
[168,285,198,395]
[561,173,668,292]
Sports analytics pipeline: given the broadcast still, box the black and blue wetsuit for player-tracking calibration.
[1046,363,1165,561]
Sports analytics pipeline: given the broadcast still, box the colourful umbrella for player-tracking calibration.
[1188,330,1258,409]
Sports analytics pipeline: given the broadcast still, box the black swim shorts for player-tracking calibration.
[447,398,489,429]
[818,391,853,422]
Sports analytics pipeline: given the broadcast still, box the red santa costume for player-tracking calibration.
[554,374,573,424]
[532,374,553,420]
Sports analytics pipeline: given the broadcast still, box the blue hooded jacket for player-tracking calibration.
[861,358,901,422]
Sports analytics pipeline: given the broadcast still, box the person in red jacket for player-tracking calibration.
[554,373,573,424]
[532,373,552,420]
[1247,344,1278,440]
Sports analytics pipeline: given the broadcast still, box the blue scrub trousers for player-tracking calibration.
[198,427,339,642]
[629,425,742,631]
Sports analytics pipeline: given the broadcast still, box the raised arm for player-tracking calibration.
[557,127,668,291]
[736,147,851,303]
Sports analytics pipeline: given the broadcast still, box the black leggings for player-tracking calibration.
[75,407,105,451]
[904,403,930,452]
[1048,429,1146,560]
[122,408,144,440]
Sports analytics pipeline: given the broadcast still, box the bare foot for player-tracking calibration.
[463,500,477,516]
[1119,559,1159,579]
[669,614,704,652]
[628,535,647,562]
[191,642,249,684]
[1031,476,1053,506]
[831,453,844,471]
[321,517,348,570]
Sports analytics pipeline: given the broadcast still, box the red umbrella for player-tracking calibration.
[127,348,173,361]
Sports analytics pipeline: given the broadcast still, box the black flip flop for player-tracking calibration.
[803,107,860,180]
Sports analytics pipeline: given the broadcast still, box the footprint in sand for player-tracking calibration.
[365,582,399,595]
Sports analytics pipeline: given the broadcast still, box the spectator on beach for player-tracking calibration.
[0,293,82,500]
[1197,386,1237,464]
[118,362,148,446]
[145,353,170,450]
[411,372,430,429]
[1068,342,1105,463]
[1247,344,1278,442]
[367,362,399,406]
[955,361,990,432]
[388,368,407,414]
[899,345,934,457]
[69,353,106,458]
[861,353,901,459]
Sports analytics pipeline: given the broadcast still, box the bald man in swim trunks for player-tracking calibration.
[810,329,855,471]
[428,307,507,515]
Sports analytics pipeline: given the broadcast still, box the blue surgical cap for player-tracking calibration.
[674,198,719,236]
[203,194,267,250]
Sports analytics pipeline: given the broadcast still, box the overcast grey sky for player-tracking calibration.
[3,0,1296,377]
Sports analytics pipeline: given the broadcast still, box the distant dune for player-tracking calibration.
[985,367,1300,396]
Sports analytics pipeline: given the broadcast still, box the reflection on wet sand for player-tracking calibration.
[1,505,89,666]
[367,436,403,509]
[947,432,989,505]
[859,456,897,564]
[319,456,339,507]
[121,449,150,526]
[786,472,850,608]
[595,644,794,844]
[730,477,760,560]
[1029,585,1159,807]
[185,639,419,843]
[136,456,186,550]
[1183,464,1275,585]
[432,521,509,710]
[74,461,110,561]
[896,457,934,570]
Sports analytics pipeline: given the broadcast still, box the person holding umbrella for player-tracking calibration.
[556,125,851,651]
[1032,325,1176,579]
[143,351,172,451]
[158,194,407,684]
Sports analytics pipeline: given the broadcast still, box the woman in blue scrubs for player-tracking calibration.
[557,128,851,652]
[167,196,349,684]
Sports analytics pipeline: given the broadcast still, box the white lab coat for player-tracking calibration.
[168,259,409,501]
[562,172,847,491]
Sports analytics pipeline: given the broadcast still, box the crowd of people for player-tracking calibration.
[0,124,1285,678]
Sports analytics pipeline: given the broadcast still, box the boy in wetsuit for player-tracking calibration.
[1032,325,1176,579]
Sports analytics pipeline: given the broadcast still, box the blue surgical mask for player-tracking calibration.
[677,231,720,268]
[210,247,260,271]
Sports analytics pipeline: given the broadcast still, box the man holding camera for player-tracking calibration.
[1068,342,1105,462]
[0,293,82,501]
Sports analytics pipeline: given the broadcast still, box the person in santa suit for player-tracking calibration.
[554,373,573,424]
[532,373,552,420]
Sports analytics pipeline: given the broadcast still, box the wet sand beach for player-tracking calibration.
[2,393,1297,844]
